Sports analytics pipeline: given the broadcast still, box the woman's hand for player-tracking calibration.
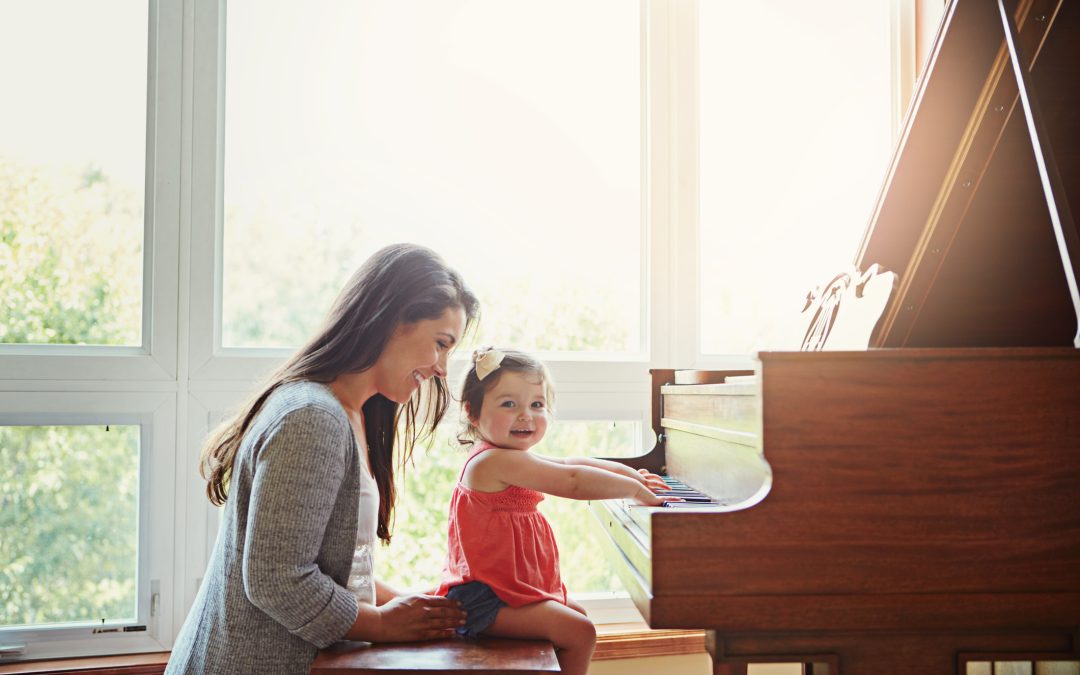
[350,594,465,642]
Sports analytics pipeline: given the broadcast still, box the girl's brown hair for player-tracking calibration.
[458,348,554,444]
[199,243,479,544]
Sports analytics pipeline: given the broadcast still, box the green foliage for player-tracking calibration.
[221,209,357,347]
[220,210,637,353]
[0,426,139,627]
[0,157,142,345]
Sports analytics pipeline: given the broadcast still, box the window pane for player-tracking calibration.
[0,2,147,346]
[698,0,894,354]
[384,420,640,595]
[222,1,641,354]
[0,425,140,628]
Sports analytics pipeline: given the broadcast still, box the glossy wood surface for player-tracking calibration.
[594,350,1080,674]
[859,0,1079,348]
[0,653,168,675]
[311,638,558,674]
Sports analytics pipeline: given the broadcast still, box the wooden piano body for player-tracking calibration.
[591,0,1080,672]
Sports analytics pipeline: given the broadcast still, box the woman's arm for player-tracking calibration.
[477,449,665,505]
[241,407,362,648]
[244,406,465,644]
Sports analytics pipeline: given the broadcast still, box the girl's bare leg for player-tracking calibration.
[484,600,596,675]
[566,597,588,617]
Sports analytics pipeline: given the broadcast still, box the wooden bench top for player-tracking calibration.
[311,637,559,674]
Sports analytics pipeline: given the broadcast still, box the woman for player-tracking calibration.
[166,244,477,675]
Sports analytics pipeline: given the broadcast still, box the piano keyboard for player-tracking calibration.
[655,476,728,508]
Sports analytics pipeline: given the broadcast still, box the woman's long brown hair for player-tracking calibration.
[199,244,479,544]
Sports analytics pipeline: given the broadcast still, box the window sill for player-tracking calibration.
[594,622,707,661]
[0,652,168,675]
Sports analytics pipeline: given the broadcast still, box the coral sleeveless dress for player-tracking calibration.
[437,442,567,607]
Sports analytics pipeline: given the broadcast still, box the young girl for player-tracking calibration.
[436,347,676,675]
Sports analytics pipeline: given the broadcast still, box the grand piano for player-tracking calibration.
[590,0,1080,673]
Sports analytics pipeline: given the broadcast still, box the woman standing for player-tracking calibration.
[167,244,477,674]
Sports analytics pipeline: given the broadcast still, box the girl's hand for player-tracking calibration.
[364,594,466,642]
[636,468,669,491]
[630,483,683,507]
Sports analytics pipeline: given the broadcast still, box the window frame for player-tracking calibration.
[0,0,185,662]
[0,390,177,660]
[0,0,182,383]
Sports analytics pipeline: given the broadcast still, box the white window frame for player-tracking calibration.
[0,0,182,384]
[0,0,185,662]
[0,390,177,660]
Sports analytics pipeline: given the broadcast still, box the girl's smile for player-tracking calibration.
[471,371,550,450]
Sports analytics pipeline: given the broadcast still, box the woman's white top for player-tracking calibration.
[347,445,380,605]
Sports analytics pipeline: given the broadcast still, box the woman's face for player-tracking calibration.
[374,306,466,404]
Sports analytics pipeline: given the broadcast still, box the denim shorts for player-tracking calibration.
[445,581,507,638]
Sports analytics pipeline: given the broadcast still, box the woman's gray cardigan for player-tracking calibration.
[166,381,362,675]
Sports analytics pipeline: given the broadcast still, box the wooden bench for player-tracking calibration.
[311,637,559,674]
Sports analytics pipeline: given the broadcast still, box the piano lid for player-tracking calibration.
[856,0,1080,348]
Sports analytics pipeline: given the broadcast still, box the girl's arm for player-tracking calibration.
[537,454,668,491]
[374,578,405,606]
[477,449,667,505]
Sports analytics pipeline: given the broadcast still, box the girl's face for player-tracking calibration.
[471,371,549,450]
[372,306,466,404]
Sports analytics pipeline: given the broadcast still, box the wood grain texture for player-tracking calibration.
[311,638,559,674]
[592,627,705,661]
[0,653,168,675]
[644,350,1080,611]
[597,349,1080,674]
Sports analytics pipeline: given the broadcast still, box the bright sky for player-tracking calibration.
[0,1,148,188]
[698,0,894,352]
[223,0,640,282]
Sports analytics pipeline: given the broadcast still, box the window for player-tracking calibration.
[221,0,642,355]
[0,0,147,348]
[0,393,176,661]
[0,0,181,662]
[697,0,897,355]
[1,425,141,628]
[0,0,915,661]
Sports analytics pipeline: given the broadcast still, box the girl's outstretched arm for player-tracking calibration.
[551,455,668,491]
[472,448,666,505]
